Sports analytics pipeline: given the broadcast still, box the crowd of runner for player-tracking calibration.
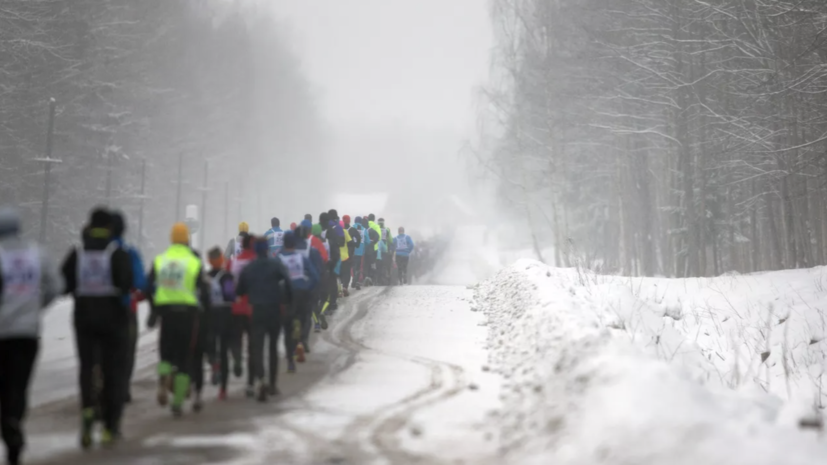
[0,205,448,464]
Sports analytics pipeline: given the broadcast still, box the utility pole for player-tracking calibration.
[175,152,183,222]
[137,158,147,250]
[36,98,60,244]
[199,160,209,253]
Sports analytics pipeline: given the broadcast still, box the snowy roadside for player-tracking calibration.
[473,260,827,464]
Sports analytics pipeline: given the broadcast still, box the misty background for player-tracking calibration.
[6,0,827,280]
[1,0,490,260]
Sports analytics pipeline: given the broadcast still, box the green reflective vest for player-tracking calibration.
[152,244,201,306]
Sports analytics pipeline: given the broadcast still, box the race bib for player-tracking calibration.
[396,236,409,251]
[234,235,243,256]
[77,247,116,296]
[0,247,40,299]
[279,254,305,281]
[158,258,188,290]
[273,231,285,248]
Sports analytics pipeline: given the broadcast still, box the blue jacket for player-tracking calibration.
[113,237,146,306]
[264,227,284,256]
[278,250,319,291]
[393,234,415,257]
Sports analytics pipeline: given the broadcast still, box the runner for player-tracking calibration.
[146,222,209,417]
[109,211,146,404]
[206,248,235,400]
[366,215,382,284]
[61,208,133,446]
[350,216,367,289]
[0,207,61,465]
[277,231,319,363]
[299,220,328,335]
[342,215,361,295]
[377,218,393,285]
[393,227,415,285]
[235,237,293,401]
[263,218,284,257]
[224,222,250,260]
[226,233,256,397]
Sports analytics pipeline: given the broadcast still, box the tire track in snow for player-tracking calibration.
[321,286,469,465]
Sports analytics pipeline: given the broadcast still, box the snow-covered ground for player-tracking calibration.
[164,286,501,465]
[474,260,827,464]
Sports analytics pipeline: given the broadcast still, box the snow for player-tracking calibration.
[219,286,500,464]
[474,260,827,464]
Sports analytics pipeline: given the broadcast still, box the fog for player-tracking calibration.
[0,1,491,258]
[267,0,492,235]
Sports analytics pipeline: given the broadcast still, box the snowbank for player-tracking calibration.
[474,261,827,464]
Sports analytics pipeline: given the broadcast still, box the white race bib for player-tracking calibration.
[77,245,117,296]
[0,246,40,299]
[279,253,306,281]
[396,235,409,251]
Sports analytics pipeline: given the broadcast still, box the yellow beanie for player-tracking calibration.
[238,221,249,233]
[171,222,190,245]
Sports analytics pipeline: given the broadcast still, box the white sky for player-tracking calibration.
[269,0,492,133]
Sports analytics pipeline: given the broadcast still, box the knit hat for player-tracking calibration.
[238,221,249,233]
[354,216,362,226]
[283,230,297,249]
[311,223,322,237]
[0,207,21,237]
[343,215,351,225]
[171,222,190,244]
[90,208,112,228]
[290,222,297,231]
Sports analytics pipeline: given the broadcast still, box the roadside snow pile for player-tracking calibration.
[474,260,827,465]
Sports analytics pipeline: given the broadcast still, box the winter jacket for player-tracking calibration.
[368,221,382,251]
[277,250,319,291]
[394,234,415,257]
[236,256,293,306]
[0,236,62,339]
[340,228,353,262]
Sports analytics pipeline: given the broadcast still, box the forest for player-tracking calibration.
[0,0,325,257]
[479,0,827,277]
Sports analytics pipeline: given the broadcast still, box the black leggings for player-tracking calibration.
[75,314,128,433]
[251,306,291,387]
[0,338,38,461]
